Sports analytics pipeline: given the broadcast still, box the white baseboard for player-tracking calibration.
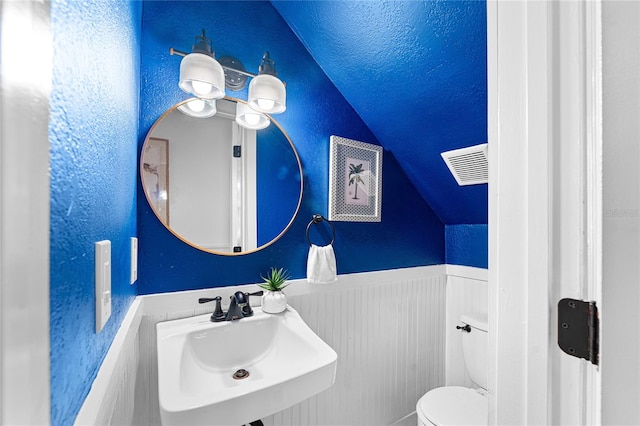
[390,411,417,426]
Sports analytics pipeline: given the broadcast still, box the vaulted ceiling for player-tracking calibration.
[272,1,487,225]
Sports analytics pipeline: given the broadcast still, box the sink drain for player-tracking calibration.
[232,369,250,380]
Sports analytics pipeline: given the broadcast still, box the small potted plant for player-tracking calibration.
[258,267,290,314]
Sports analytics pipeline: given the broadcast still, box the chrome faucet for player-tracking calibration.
[198,290,263,322]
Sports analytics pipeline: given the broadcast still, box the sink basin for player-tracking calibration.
[156,306,338,425]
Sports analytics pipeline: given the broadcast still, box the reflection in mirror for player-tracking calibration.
[141,98,303,255]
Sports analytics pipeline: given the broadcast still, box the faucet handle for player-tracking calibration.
[199,296,225,322]
[242,291,264,317]
[456,324,471,333]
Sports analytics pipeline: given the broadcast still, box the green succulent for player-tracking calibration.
[258,267,290,291]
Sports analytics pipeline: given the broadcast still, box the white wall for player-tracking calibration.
[77,266,482,426]
[267,272,446,425]
[601,2,640,424]
[75,300,142,425]
[75,265,492,425]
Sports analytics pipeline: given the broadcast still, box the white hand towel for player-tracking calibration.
[307,244,337,284]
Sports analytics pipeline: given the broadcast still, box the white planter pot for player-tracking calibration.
[261,290,287,314]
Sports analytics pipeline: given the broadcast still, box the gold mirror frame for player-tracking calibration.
[140,97,304,256]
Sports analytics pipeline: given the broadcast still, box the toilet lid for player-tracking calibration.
[417,387,487,426]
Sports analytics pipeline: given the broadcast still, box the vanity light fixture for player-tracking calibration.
[247,52,286,114]
[171,29,287,123]
[235,102,270,130]
[178,30,226,100]
[177,98,217,118]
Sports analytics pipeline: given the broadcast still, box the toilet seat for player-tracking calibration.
[417,386,487,426]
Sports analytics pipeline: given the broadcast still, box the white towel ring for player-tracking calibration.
[305,214,336,246]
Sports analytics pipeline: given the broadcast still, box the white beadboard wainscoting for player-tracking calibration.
[75,299,142,425]
[265,273,446,426]
[75,265,488,426]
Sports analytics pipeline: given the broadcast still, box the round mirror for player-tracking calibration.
[141,98,303,255]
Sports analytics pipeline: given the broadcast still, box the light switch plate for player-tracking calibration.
[130,237,138,285]
[95,240,111,333]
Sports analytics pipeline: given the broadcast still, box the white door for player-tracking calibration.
[488,0,603,424]
[0,1,51,424]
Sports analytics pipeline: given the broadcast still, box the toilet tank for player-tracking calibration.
[460,313,488,389]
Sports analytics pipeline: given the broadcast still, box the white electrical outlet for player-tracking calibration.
[95,240,112,333]
[130,237,138,285]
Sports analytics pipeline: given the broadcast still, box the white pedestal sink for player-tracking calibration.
[157,306,338,425]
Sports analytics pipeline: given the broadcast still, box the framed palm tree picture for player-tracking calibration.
[328,135,383,222]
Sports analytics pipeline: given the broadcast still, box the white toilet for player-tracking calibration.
[416,313,488,426]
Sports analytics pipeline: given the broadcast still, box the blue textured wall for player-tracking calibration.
[138,1,445,294]
[273,1,488,225]
[49,0,141,424]
[445,224,488,269]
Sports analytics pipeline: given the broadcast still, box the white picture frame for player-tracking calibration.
[328,135,383,222]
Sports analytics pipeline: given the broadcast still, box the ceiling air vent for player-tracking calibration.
[441,143,488,186]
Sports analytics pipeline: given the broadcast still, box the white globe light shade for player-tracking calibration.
[247,74,286,114]
[179,53,225,100]
[177,98,217,118]
[235,102,270,130]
